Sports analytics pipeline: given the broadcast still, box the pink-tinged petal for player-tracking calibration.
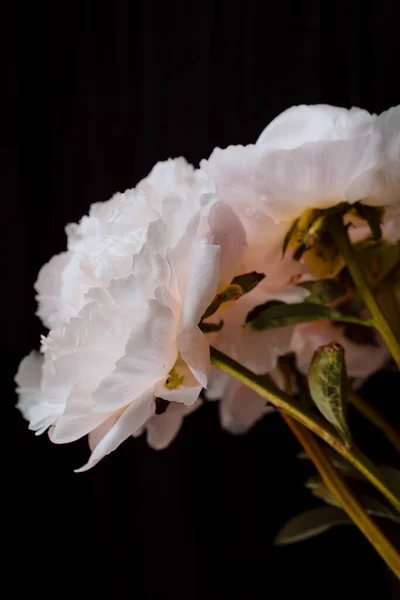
[208,285,298,376]
[179,241,221,329]
[291,321,388,381]
[155,379,202,405]
[257,105,375,150]
[15,351,43,391]
[207,202,247,290]
[145,400,201,450]
[76,390,155,472]
[49,385,117,444]
[254,133,382,222]
[220,381,272,434]
[34,252,71,329]
[15,352,50,432]
[178,327,210,389]
[88,415,119,452]
[205,367,231,401]
[376,105,400,159]
[93,300,177,412]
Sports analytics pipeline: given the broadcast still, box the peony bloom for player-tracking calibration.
[16,159,248,470]
[290,321,388,384]
[201,141,310,411]
[255,104,393,223]
[203,104,400,228]
[35,158,216,330]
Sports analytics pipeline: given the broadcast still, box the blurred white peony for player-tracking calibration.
[291,321,388,384]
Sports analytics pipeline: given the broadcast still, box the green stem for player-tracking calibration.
[282,414,400,579]
[210,346,400,512]
[349,390,400,454]
[329,215,400,369]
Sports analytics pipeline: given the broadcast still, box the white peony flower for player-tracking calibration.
[291,321,388,384]
[201,144,310,408]
[16,160,248,470]
[255,104,386,222]
[35,158,215,330]
[203,104,400,228]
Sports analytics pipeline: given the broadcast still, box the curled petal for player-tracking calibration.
[76,390,155,472]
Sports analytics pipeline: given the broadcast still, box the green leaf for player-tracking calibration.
[282,218,299,257]
[201,284,243,320]
[354,203,383,240]
[311,482,400,524]
[199,320,224,333]
[231,271,265,293]
[299,452,400,495]
[274,507,351,545]
[300,279,348,305]
[245,301,374,331]
[308,342,352,448]
[298,449,361,478]
[201,272,265,321]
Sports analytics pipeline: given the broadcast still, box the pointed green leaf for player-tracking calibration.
[311,482,400,524]
[299,452,400,496]
[201,272,265,321]
[298,449,362,478]
[199,320,224,333]
[201,284,243,320]
[231,271,265,293]
[354,203,383,240]
[274,507,351,545]
[245,301,374,331]
[308,342,352,448]
[300,279,348,305]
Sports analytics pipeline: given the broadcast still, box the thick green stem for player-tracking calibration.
[210,346,400,512]
[282,414,400,579]
[329,215,400,369]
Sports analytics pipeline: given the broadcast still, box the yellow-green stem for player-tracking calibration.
[350,390,400,454]
[282,414,400,579]
[210,346,400,512]
[329,215,400,369]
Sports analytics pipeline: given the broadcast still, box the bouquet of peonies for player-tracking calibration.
[16,105,400,576]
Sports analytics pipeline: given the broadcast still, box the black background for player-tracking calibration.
[4,2,400,598]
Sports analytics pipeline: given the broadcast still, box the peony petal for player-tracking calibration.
[49,384,118,444]
[76,389,155,472]
[205,367,231,401]
[220,380,270,434]
[93,300,177,412]
[255,133,382,222]
[88,415,119,452]
[256,105,375,150]
[207,201,247,290]
[179,240,221,329]
[178,327,210,389]
[291,321,388,381]
[34,252,72,329]
[15,351,43,392]
[145,401,201,450]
